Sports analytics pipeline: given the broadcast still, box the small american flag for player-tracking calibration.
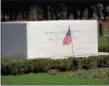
[62,26,72,45]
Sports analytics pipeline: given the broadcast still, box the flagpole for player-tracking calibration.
[71,37,75,57]
[69,25,79,71]
[69,25,75,57]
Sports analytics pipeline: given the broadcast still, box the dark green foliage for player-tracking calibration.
[1,55,109,75]
[98,46,109,52]
[98,36,109,52]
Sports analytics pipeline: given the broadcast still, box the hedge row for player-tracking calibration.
[1,55,109,75]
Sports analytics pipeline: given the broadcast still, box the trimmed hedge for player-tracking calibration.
[1,55,109,75]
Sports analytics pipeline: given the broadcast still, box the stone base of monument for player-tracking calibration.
[76,52,109,57]
[51,52,109,59]
[98,52,109,55]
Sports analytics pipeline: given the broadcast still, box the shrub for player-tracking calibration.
[1,55,109,75]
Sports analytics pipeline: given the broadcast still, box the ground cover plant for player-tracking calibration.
[1,68,109,85]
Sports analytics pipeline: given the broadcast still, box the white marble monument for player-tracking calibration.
[1,20,98,59]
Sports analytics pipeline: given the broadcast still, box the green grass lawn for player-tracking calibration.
[2,68,109,85]
[98,36,108,47]
[98,36,109,52]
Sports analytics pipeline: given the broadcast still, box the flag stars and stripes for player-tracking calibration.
[62,26,72,45]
